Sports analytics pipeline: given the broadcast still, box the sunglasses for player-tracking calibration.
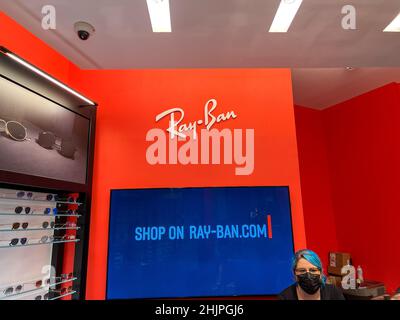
[56,197,79,204]
[2,277,53,298]
[0,119,29,142]
[3,284,23,295]
[38,234,76,244]
[61,273,74,280]
[35,278,51,288]
[0,191,33,200]
[9,237,28,246]
[43,207,57,215]
[14,206,32,214]
[53,272,74,282]
[16,191,33,199]
[52,235,76,242]
[38,235,53,244]
[1,221,55,230]
[51,286,73,295]
[46,194,58,201]
[57,209,79,215]
[37,132,76,159]
[9,206,55,215]
[0,222,29,230]
[42,221,55,229]
[34,293,49,300]
[54,222,77,229]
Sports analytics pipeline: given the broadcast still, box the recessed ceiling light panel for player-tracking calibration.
[146,0,172,33]
[269,0,303,33]
[383,12,400,32]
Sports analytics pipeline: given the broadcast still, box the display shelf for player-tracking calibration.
[0,277,78,300]
[49,290,77,300]
[0,187,86,300]
[0,196,83,205]
[0,227,80,232]
[0,213,81,217]
[0,239,79,249]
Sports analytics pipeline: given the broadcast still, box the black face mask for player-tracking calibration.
[297,272,321,295]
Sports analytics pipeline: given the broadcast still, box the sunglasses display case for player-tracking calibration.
[0,187,87,300]
[0,47,96,300]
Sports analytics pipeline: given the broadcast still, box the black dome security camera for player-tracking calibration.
[78,30,90,40]
[74,21,95,41]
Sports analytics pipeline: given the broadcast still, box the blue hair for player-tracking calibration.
[292,249,326,286]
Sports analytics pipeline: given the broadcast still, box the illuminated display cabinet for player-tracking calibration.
[0,46,97,300]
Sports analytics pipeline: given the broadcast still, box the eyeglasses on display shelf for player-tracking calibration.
[51,286,73,295]
[55,222,78,229]
[13,206,32,214]
[3,284,23,295]
[0,221,79,233]
[55,207,81,216]
[0,191,82,207]
[58,196,80,204]
[34,293,50,300]
[0,186,86,300]
[8,237,28,246]
[47,274,78,300]
[2,279,51,296]
[0,207,82,217]
[0,222,29,230]
[0,273,78,300]
[57,273,74,281]
[37,234,77,244]
[0,205,58,216]
[0,235,79,248]
[0,188,57,202]
[56,201,82,211]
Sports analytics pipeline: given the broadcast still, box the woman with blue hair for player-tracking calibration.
[278,249,345,300]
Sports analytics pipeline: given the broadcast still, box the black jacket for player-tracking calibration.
[278,284,345,300]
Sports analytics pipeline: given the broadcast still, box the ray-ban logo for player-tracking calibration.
[146,99,255,175]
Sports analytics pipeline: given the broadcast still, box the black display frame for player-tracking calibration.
[0,46,97,300]
[105,185,295,300]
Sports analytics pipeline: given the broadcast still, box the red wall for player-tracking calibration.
[294,106,338,269]
[323,83,400,293]
[295,83,400,293]
[73,68,307,299]
[0,12,79,84]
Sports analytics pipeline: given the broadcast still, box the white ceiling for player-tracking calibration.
[1,0,399,109]
[292,68,400,109]
[1,0,400,69]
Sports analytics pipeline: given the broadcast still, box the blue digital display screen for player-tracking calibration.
[106,186,294,299]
